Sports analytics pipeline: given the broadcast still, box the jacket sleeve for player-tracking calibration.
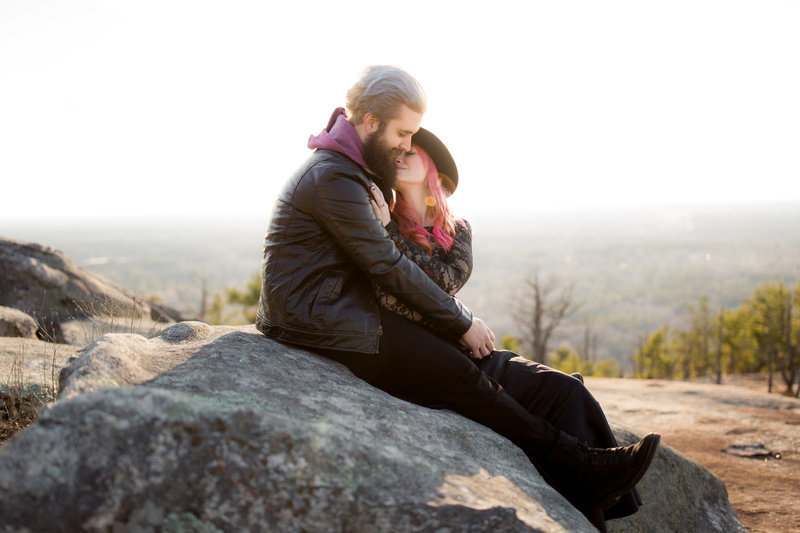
[308,170,473,338]
[385,218,473,296]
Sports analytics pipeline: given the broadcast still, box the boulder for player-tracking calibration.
[0,306,38,338]
[0,322,745,532]
[0,236,181,343]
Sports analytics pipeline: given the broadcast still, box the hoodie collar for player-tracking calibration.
[307,108,367,168]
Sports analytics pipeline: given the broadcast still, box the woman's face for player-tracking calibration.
[395,146,427,188]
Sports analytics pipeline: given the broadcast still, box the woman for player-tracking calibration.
[371,129,472,334]
[369,128,642,532]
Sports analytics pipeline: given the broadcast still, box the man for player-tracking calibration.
[258,65,493,358]
[257,65,659,511]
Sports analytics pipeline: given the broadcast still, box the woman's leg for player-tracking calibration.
[371,309,564,457]
[478,351,612,446]
[478,351,643,525]
[316,310,658,515]
[313,311,561,457]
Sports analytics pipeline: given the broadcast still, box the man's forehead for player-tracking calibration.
[388,105,423,133]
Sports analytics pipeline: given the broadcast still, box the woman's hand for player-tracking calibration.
[369,185,391,226]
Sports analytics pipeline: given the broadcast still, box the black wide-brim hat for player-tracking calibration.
[412,127,459,194]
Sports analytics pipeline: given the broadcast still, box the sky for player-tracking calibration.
[1,0,799,221]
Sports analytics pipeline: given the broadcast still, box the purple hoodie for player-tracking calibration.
[307,108,367,168]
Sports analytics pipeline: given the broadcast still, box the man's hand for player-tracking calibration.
[460,317,495,359]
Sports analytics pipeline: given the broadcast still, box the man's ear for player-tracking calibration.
[363,112,381,134]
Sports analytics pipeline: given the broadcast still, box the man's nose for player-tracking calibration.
[399,136,412,152]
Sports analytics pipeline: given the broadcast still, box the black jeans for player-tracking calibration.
[476,350,642,528]
[316,308,563,461]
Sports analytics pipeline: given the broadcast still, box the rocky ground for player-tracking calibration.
[2,326,797,531]
[588,376,800,533]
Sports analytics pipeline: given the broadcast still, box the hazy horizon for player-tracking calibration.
[4,201,799,366]
[2,198,798,224]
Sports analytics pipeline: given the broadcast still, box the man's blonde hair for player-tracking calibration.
[346,65,427,125]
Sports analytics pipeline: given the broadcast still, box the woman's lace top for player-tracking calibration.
[374,218,473,330]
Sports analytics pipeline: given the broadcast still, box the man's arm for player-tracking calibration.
[309,170,472,339]
[386,218,492,357]
[366,185,493,356]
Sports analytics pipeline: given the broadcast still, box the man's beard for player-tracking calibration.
[363,129,400,203]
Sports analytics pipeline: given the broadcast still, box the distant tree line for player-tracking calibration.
[504,271,800,393]
[632,279,800,397]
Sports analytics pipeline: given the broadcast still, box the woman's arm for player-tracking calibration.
[385,218,473,295]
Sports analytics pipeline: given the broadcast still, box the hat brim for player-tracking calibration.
[412,127,459,194]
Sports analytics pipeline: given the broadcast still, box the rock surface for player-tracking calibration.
[0,306,38,339]
[0,337,81,390]
[0,322,745,532]
[0,236,180,343]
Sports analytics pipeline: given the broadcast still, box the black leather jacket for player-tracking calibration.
[256,149,473,354]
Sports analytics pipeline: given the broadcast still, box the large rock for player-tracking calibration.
[0,306,38,338]
[0,236,181,343]
[0,322,745,532]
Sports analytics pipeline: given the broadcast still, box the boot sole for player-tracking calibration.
[597,433,661,509]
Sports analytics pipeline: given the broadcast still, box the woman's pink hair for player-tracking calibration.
[392,144,456,253]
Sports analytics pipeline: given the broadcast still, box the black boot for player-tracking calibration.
[546,432,661,509]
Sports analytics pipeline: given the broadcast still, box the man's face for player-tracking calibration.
[363,105,422,187]
[380,104,423,153]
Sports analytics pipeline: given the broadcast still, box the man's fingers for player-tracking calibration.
[460,317,496,360]
[476,345,493,359]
